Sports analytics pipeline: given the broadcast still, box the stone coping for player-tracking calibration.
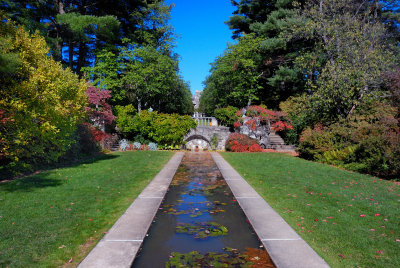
[211,152,330,268]
[78,152,184,268]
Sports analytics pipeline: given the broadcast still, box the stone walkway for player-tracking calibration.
[79,152,329,268]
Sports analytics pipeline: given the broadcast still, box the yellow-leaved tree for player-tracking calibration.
[0,21,88,174]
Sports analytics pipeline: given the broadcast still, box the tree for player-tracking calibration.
[0,21,88,173]
[200,34,264,114]
[383,68,400,116]
[224,0,310,108]
[82,1,193,115]
[57,12,120,75]
[213,106,239,127]
[120,44,178,112]
[85,86,115,132]
[0,14,20,79]
[0,0,170,76]
[295,0,399,122]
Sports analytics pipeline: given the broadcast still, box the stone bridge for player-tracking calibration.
[184,116,296,152]
[184,126,231,150]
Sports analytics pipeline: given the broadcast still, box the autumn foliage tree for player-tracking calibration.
[85,86,115,131]
[0,21,87,174]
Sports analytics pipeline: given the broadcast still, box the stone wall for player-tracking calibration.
[184,126,230,150]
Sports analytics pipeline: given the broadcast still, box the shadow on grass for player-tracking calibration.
[0,174,64,193]
[0,153,120,192]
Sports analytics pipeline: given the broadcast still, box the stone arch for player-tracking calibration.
[184,134,211,150]
[185,134,211,144]
[184,126,231,150]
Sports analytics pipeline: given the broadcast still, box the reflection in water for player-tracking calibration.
[132,152,275,267]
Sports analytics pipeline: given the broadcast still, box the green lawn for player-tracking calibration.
[221,152,400,268]
[0,151,173,267]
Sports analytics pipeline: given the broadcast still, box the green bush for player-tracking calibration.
[214,106,238,127]
[298,106,400,177]
[322,145,357,166]
[298,124,342,160]
[116,110,196,147]
[114,104,136,139]
[279,94,313,145]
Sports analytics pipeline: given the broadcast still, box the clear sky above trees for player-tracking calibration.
[165,0,235,93]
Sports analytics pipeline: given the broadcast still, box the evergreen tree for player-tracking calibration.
[0,0,168,76]
[83,1,193,115]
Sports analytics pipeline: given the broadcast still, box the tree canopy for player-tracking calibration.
[201,0,400,116]
[0,21,88,173]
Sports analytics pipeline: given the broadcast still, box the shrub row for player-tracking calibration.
[119,139,158,151]
[115,109,197,147]
[298,105,400,177]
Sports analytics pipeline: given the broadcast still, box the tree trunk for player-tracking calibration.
[54,0,65,62]
[68,41,74,70]
[137,98,142,113]
[347,88,366,119]
[76,42,86,78]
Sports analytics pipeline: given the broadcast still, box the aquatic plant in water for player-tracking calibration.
[176,222,228,239]
[162,200,227,217]
[165,247,275,267]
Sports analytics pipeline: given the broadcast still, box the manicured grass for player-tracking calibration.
[221,152,400,268]
[0,151,173,267]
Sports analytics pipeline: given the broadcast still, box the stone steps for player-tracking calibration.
[111,141,120,151]
[268,132,297,152]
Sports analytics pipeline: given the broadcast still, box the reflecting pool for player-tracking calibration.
[132,152,275,267]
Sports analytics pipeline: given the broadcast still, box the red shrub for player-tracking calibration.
[85,86,116,128]
[235,105,293,133]
[249,144,262,152]
[225,133,261,152]
[140,144,149,151]
[86,123,117,150]
[233,121,242,128]
[271,121,294,132]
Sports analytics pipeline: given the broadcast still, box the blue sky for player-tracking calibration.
[165,0,236,94]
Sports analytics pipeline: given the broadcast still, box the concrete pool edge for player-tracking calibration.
[211,152,330,268]
[78,152,184,268]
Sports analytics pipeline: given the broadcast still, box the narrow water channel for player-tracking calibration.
[132,152,275,267]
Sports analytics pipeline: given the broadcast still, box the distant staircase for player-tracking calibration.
[268,131,297,152]
[111,141,120,151]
